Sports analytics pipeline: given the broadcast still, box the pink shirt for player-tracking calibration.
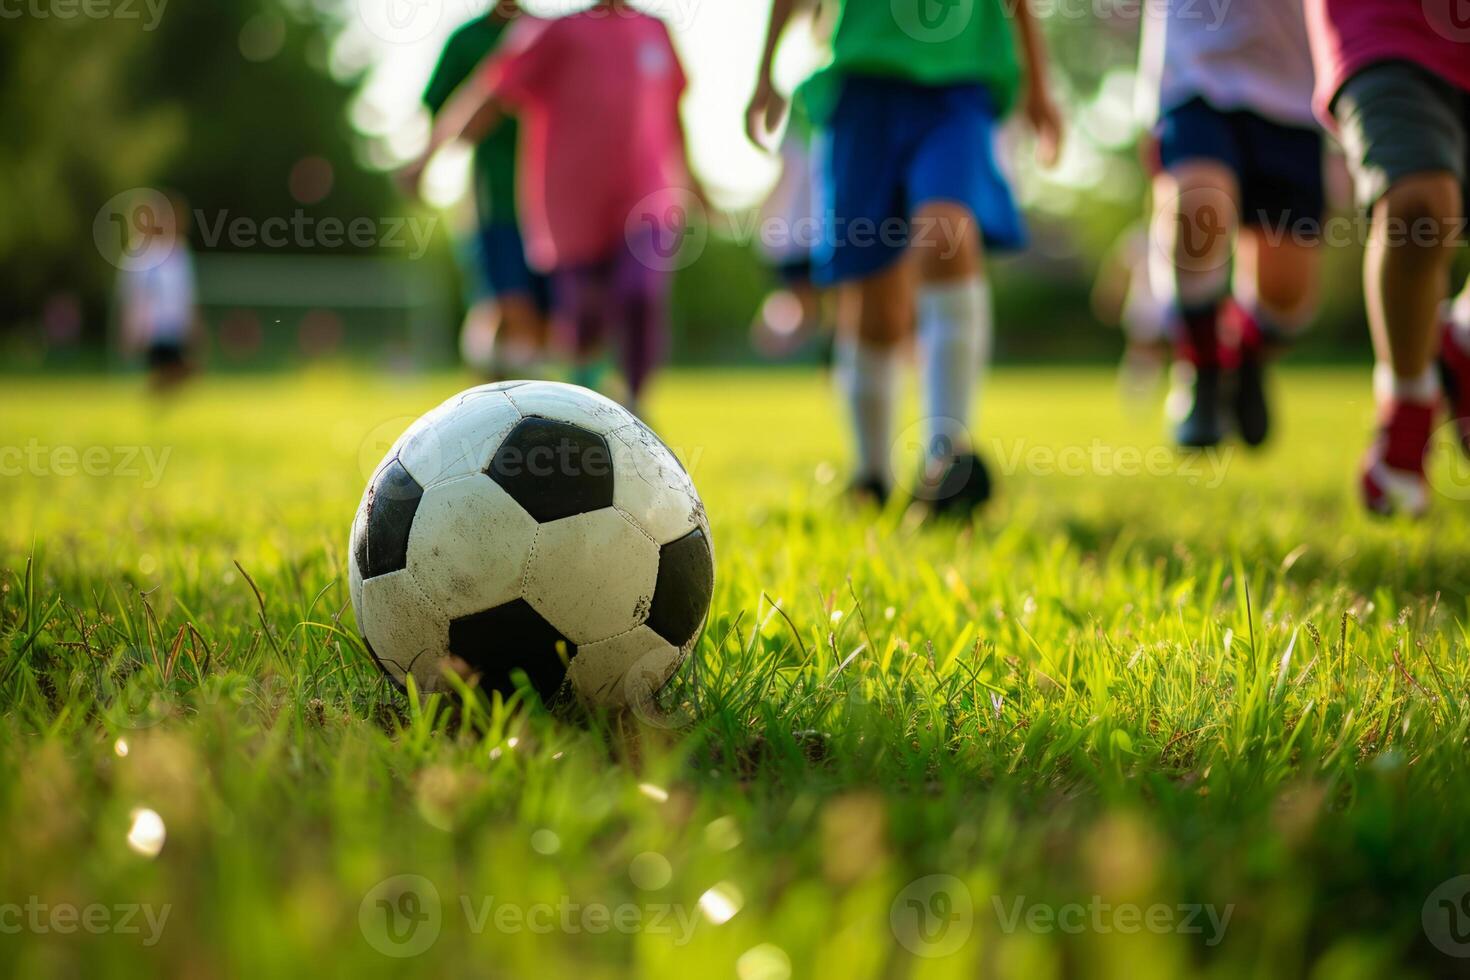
[1306,0,1470,126]
[483,10,689,271]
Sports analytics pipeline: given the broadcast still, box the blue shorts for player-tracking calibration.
[476,222,551,312]
[814,75,1026,286]
[1157,98,1326,231]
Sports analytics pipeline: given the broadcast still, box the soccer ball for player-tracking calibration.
[348,381,713,710]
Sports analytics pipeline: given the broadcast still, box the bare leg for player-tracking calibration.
[1365,172,1462,382]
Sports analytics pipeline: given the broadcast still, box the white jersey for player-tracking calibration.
[120,243,196,344]
[1137,0,1317,128]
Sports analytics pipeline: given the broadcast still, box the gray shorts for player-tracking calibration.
[1332,60,1470,210]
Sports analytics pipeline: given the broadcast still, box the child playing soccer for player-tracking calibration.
[403,0,702,415]
[748,0,1061,514]
[1138,0,1325,449]
[117,193,198,395]
[420,2,549,378]
[1306,0,1470,516]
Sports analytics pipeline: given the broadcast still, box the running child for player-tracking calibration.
[1138,0,1326,450]
[403,0,703,415]
[747,0,1062,514]
[419,1,549,378]
[1305,0,1470,516]
[117,193,198,395]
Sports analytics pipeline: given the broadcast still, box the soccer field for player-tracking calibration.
[3,367,1469,978]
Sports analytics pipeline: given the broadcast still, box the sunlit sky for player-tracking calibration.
[333,0,1144,216]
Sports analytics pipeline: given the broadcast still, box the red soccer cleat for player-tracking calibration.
[1360,398,1437,517]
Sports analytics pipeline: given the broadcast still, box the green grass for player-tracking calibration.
[3,366,1470,979]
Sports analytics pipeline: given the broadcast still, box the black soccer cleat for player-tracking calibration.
[1233,347,1270,448]
[925,453,993,518]
[847,474,890,508]
[1174,365,1225,449]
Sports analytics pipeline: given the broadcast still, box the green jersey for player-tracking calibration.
[803,0,1021,123]
[423,16,520,225]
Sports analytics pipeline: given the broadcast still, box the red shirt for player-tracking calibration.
[483,10,689,271]
[1306,0,1470,126]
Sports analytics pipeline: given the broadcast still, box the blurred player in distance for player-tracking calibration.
[419,1,550,380]
[117,193,198,396]
[747,0,1062,515]
[1138,0,1325,451]
[402,0,706,417]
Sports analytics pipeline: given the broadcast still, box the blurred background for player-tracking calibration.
[1,0,1378,373]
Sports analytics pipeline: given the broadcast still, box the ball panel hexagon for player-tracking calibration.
[360,568,449,691]
[567,625,680,708]
[503,381,634,436]
[448,598,575,703]
[523,509,659,645]
[488,418,614,523]
[646,527,714,647]
[355,458,424,579]
[405,475,538,620]
[608,422,700,545]
[459,380,531,400]
[397,390,521,488]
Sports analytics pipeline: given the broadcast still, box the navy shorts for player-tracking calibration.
[476,222,551,313]
[1157,97,1326,231]
[814,75,1026,286]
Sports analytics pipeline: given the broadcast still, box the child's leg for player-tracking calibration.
[833,257,912,496]
[611,240,671,407]
[1234,233,1320,344]
[1332,62,1468,514]
[1156,162,1239,368]
[1365,173,1462,385]
[551,265,612,390]
[910,200,987,467]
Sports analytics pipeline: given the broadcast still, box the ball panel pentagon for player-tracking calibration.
[405,475,538,620]
[356,458,424,579]
[488,418,615,523]
[448,598,575,704]
[397,390,521,487]
[567,625,681,708]
[608,422,701,545]
[646,527,714,647]
[503,381,635,436]
[360,568,450,691]
[522,510,659,645]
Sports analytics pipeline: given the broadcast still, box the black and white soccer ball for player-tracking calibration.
[348,381,713,710]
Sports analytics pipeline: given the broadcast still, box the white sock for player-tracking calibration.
[1380,364,1440,404]
[917,277,992,463]
[835,336,900,486]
